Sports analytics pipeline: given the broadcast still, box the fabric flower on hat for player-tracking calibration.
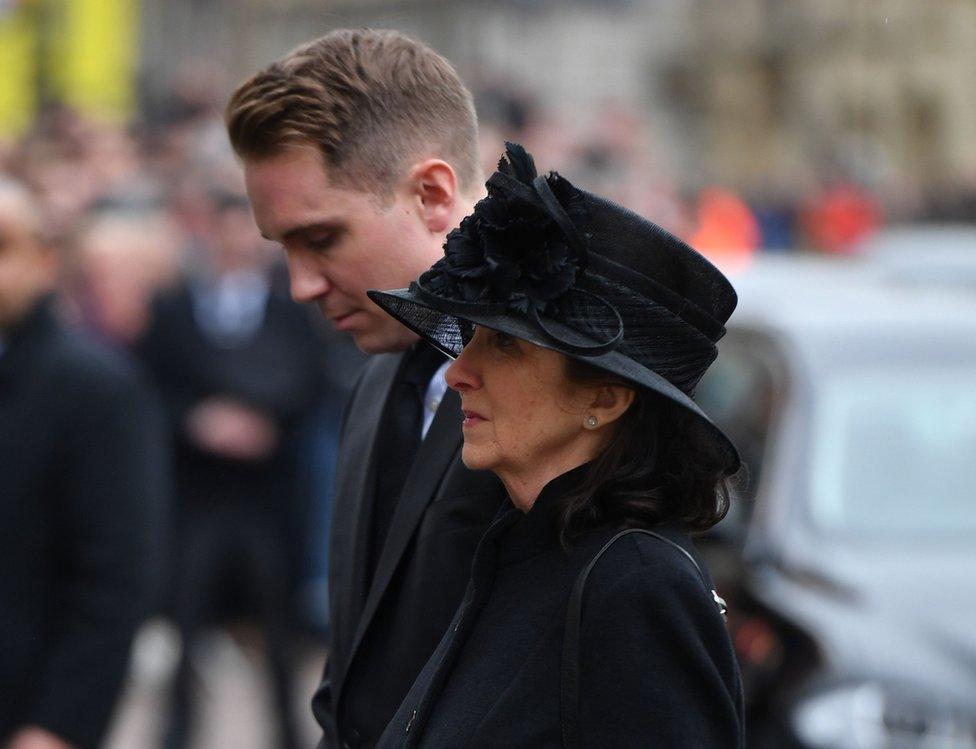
[424,143,588,315]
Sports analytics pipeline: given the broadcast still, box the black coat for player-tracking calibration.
[313,353,503,749]
[377,465,744,748]
[0,299,168,748]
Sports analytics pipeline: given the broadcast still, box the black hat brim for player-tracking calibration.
[367,287,741,476]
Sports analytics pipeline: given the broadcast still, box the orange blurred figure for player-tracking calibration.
[688,187,761,272]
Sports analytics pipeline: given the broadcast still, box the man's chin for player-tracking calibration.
[349,326,419,355]
[353,336,392,355]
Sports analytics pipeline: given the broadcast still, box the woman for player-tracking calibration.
[368,144,744,748]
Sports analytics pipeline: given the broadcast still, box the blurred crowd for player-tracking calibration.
[0,81,367,747]
[1,92,367,602]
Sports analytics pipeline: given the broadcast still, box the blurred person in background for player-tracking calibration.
[69,211,182,347]
[799,176,882,254]
[225,29,502,749]
[14,110,156,237]
[688,187,761,271]
[136,190,325,749]
[0,176,167,749]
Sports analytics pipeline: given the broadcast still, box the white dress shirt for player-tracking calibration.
[420,360,451,439]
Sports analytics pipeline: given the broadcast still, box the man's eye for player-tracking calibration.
[307,236,334,251]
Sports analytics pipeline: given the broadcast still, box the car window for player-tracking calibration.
[696,332,784,527]
[810,369,976,535]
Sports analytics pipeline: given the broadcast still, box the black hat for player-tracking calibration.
[368,143,740,475]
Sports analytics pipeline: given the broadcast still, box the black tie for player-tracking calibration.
[367,343,446,585]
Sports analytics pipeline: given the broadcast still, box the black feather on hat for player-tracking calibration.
[368,143,740,475]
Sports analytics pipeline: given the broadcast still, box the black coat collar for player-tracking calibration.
[492,462,592,565]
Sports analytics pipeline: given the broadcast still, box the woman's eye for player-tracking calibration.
[493,331,516,349]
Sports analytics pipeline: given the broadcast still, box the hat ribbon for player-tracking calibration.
[529,287,624,357]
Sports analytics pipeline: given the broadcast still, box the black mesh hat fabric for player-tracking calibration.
[367,143,740,475]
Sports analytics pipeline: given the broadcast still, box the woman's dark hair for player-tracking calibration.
[558,357,732,545]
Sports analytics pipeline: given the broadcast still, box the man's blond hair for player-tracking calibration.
[225,29,480,197]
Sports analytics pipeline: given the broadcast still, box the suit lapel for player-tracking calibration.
[329,353,400,676]
[339,387,463,697]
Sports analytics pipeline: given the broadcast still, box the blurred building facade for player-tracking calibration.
[132,0,976,205]
[6,0,974,213]
[672,0,976,204]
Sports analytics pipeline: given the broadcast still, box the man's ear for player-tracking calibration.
[404,159,459,234]
[585,385,636,430]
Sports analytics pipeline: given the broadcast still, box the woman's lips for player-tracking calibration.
[462,409,487,428]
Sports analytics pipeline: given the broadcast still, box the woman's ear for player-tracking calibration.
[404,158,459,234]
[583,385,635,431]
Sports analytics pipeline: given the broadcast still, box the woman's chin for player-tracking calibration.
[460,444,495,472]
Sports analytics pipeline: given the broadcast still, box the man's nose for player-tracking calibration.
[287,252,330,303]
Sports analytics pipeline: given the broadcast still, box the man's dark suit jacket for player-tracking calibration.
[312,352,503,749]
[0,298,167,748]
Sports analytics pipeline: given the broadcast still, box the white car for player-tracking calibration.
[696,256,976,749]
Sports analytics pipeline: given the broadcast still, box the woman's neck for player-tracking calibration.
[497,450,595,513]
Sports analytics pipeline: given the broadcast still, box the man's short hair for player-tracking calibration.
[225,29,481,198]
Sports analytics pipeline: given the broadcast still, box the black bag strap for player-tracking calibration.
[559,528,727,749]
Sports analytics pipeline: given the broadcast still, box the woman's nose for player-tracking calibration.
[445,347,481,393]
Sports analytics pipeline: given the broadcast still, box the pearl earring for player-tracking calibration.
[585,415,598,429]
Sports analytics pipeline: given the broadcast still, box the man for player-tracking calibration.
[0,178,167,749]
[226,29,503,748]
